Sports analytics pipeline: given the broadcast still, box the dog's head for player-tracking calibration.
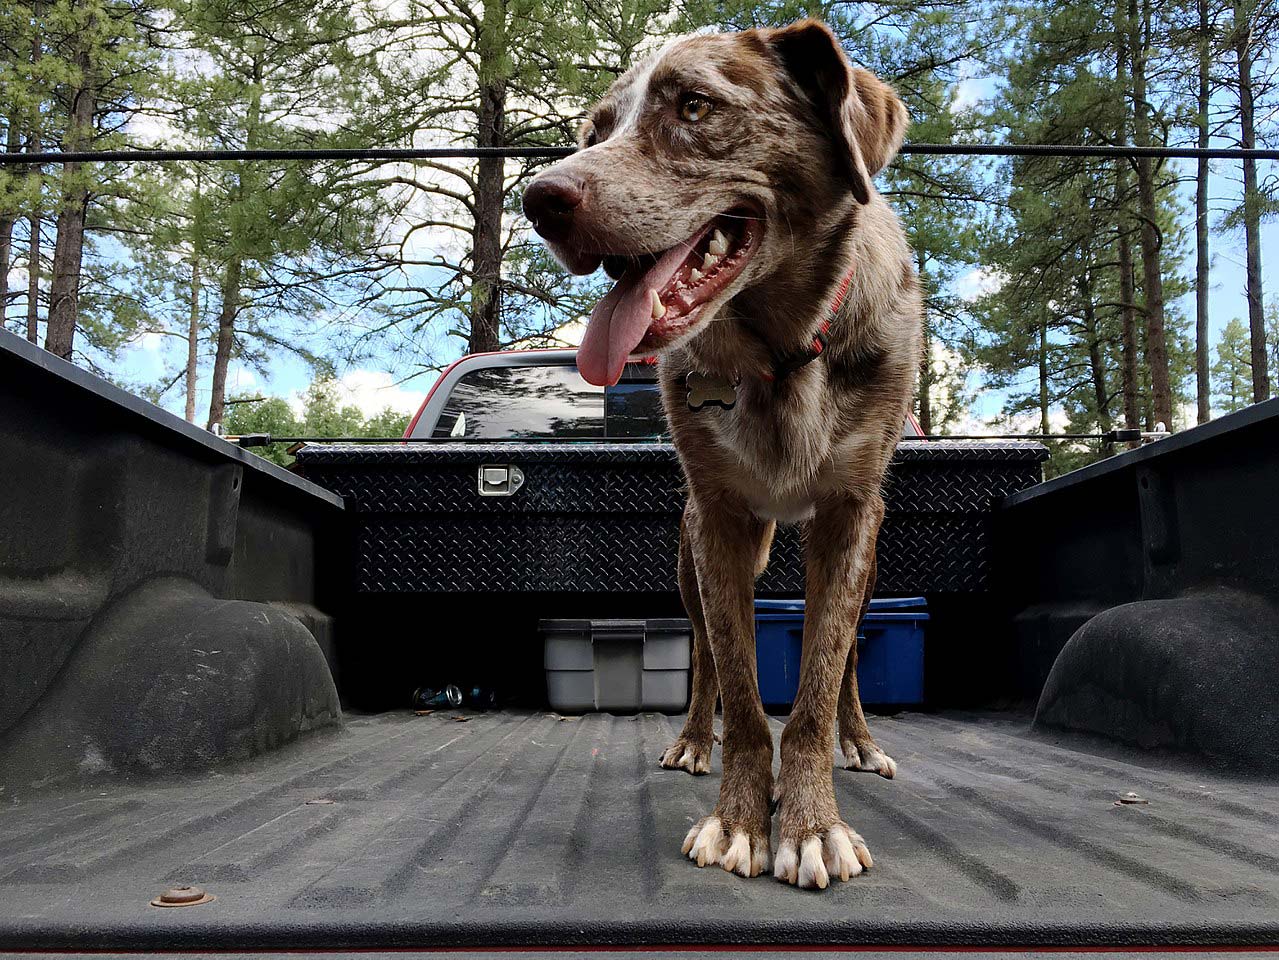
[522,19,907,386]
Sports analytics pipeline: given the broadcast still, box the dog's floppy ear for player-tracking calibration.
[764,20,908,204]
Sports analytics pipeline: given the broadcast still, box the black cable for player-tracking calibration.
[917,433,1108,440]
[234,429,1151,446]
[904,144,1279,160]
[3,143,1278,165]
[0,146,576,165]
[235,435,659,445]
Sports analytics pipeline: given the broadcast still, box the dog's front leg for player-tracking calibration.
[679,494,774,878]
[660,506,718,775]
[774,494,883,889]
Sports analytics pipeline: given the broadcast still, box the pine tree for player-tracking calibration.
[879,23,991,436]
[675,0,999,434]
[222,381,409,466]
[1220,0,1276,404]
[0,1,58,346]
[1269,299,1279,384]
[349,0,673,366]
[147,0,394,429]
[1164,0,1230,424]
[975,0,1199,458]
[1122,0,1175,429]
[33,0,158,361]
[1212,317,1252,412]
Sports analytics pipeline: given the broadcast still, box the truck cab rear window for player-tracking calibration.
[431,364,665,439]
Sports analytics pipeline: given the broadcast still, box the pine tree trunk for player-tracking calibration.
[45,9,98,362]
[1114,26,1141,435]
[468,0,507,355]
[1118,234,1141,432]
[1038,311,1050,436]
[1195,0,1212,423]
[185,254,201,423]
[917,327,932,435]
[0,119,18,322]
[205,59,261,428]
[46,165,92,359]
[916,250,932,434]
[1079,258,1111,432]
[206,255,242,431]
[25,5,41,345]
[1234,0,1269,403]
[186,168,203,422]
[0,217,11,322]
[1129,0,1173,429]
[26,215,39,343]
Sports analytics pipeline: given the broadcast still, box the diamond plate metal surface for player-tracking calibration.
[295,439,1048,465]
[297,441,1046,594]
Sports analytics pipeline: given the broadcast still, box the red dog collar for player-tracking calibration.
[762,269,853,383]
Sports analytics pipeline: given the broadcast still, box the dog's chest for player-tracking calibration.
[698,378,836,513]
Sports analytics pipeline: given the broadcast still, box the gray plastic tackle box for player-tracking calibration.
[541,618,691,713]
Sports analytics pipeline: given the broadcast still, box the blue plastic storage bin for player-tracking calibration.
[754,597,928,709]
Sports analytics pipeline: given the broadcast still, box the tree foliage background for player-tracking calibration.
[1,0,1276,475]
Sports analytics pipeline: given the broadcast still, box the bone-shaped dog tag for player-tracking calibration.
[686,371,738,411]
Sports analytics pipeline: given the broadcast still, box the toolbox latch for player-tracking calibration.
[478,464,524,497]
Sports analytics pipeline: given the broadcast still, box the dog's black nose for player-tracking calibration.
[523,172,584,241]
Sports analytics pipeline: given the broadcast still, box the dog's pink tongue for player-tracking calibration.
[577,243,695,386]
[577,274,647,387]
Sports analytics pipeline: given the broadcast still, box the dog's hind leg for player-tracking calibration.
[774,494,883,889]
[836,552,897,779]
[679,495,774,879]
[755,519,776,578]
[660,506,718,775]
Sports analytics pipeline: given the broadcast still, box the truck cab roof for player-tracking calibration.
[405,350,925,441]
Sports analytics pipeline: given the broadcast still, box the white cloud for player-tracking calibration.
[921,338,969,420]
[285,389,308,418]
[950,77,986,115]
[955,266,1007,302]
[511,318,586,349]
[326,369,424,417]
[138,331,167,353]
[985,406,1072,434]
[1174,401,1201,432]
[229,367,258,391]
[126,111,185,148]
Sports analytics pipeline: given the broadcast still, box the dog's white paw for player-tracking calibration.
[660,737,712,775]
[681,816,771,877]
[682,816,725,867]
[841,738,897,779]
[719,828,772,878]
[774,823,873,889]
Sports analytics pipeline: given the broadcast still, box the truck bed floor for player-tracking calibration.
[2,710,1277,949]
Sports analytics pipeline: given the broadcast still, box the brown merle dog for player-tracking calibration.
[523,19,922,889]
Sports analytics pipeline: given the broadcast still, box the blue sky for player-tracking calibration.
[111,152,1275,431]
[47,58,1279,431]
[958,161,1278,426]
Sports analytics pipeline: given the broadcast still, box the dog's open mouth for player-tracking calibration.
[576,211,761,386]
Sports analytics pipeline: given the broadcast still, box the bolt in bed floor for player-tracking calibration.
[2,710,1277,950]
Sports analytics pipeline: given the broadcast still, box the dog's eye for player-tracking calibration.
[678,95,713,123]
[582,122,599,147]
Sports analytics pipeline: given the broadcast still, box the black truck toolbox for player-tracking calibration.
[295,440,1047,596]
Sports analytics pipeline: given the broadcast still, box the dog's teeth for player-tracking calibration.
[708,230,728,256]
[689,267,704,282]
[650,288,666,320]
[702,252,718,271]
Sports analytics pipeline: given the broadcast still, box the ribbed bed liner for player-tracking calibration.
[2,710,1277,950]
